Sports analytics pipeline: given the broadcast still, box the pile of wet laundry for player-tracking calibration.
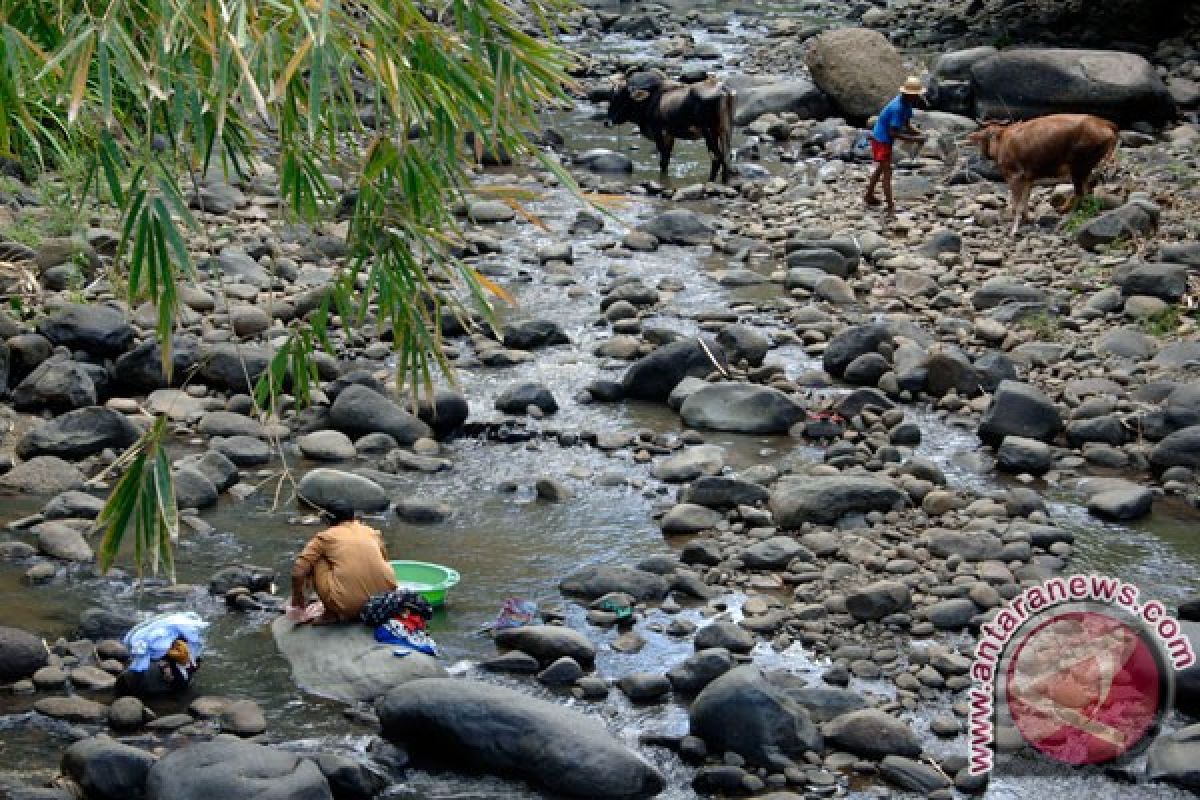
[360,590,438,656]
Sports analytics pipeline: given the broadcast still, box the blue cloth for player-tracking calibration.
[375,621,438,657]
[871,95,913,145]
[123,612,208,672]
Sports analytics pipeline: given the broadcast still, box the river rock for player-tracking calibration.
[639,209,714,246]
[297,469,389,514]
[34,695,108,723]
[1151,426,1200,470]
[740,536,812,570]
[845,581,912,621]
[63,736,157,800]
[694,621,755,654]
[145,739,332,800]
[219,699,268,737]
[502,319,570,350]
[733,80,830,125]
[0,456,86,493]
[996,436,1054,475]
[377,678,665,798]
[330,385,431,445]
[1120,262,1188,301]
[879,755,951,793]
[37,303,134,357]
[689,666,821,769]
[494,382,558,415]
[271,617,444,702]
[43,490,105,520]
[560,565,669,602]
[1147,723,1200,790]
[80,608,136,640]
[494,625,595,668]
[108,696,147,730]
[661,503,725,535]
[198,343,273,392]
[653,445,724,483]
[769,475,906,527]
[618,672,671,702]
[1076,200,1159,251]
[805,28,906,120]
[197,411,263,438]
[36,522,93,561]
[111,336,202,392]
[622,337,726,402]
[16,407,140,461]
[1087,486,1153,520]
[822,323,892,379]
[978,380,1063,445]
[0,626,49,680]
[12,360,98,411]
[667,648,735,694]
[574,148,634,173]
[212,435,270,466]
[717,325,769,367]
[970,49,1175,124]
[924,598,979,629]
[308,752,388,800]
[298,430,356,461]
[823,708,921,760]
[680,383,804,434]
[410,389,470,438]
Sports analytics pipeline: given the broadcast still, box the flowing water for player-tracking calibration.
[2,4,1199,798]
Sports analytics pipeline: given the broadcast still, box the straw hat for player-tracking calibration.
[900,76,926,96]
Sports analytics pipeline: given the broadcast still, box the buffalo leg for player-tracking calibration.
[704,130,729,183]
[1009,179,1031,236]
[656,134,675,175]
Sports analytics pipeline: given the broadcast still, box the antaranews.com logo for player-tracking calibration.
[969,573,1196,775]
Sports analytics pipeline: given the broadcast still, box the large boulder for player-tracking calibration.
[63,737,156,800]
[560,565,669,602]
[970,49,1175,125]
[16,407,140,461]
[0,626,49,681]
[733,80,831,125]
[37,303,134,357]
[769,476,906,527]
[845,581,912,621]
[296,469,389,514]
[111,336,202,392]
[823,708,922,760]
[805,28,906,120]
[198,343,273,392]
[689,666,821,768]
[621,337,727,402]
[822,323,892,380]
[376,678,665,798]
[493,625,596,667]
[12,360,98,411]
[329,384,432,445]
[977,380,1063,446]
[1076,200,1160,251]
[679,383,804,434]
[145,739,332,800]
[271,617,444,703]
[0,456,86,493]
[1151,426,1200,471]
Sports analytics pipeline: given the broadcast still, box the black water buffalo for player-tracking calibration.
[606,71,736,183]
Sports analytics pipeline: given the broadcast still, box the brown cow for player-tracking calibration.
[967,114,1119,236]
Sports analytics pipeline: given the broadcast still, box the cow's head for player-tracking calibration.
[605,70,665,127]
[966,120,1010,160]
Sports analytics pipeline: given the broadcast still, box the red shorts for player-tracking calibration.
[870,138,892,163]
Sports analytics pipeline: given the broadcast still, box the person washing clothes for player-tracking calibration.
[288,502,397,625]
[863,76,928,214]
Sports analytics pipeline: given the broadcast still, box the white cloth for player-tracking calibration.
[123,612,208,672]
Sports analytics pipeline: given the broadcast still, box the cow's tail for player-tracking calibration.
[720,87,736,177]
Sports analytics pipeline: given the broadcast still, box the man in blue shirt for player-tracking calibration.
[864,76,927,213]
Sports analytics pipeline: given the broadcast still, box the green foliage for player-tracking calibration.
[1022,310,1061,341]
[1140,306,1183,337]
[1061,195,1104,234]
[95,416,178,581]
[1,0,576,578]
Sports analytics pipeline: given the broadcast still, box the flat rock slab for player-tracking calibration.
[271,617,445,703]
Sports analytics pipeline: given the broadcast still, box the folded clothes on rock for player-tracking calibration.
[124,612,208,672]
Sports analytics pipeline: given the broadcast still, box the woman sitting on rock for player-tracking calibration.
[288,502,397,625]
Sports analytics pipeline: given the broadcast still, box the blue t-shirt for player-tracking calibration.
[871,95,913,145]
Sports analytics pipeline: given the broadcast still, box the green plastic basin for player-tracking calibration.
[389,560,460,607]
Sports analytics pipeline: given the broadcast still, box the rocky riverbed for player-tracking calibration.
[3,1,1200,799]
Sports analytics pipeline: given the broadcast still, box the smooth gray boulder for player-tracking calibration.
[145,739,332,800]
[37,303,134,357]
[680,383,804,434]
[63,737,156,800]
[296,469,389,513]
[1147,723,1200,790]
[822,708,922,760]
[16,407,140,461]
[493,625,596,667]
[330,385,431,445]
[689,666,821,768]
[271,617,445,703]
[560,565,669,602]
[805,28,906,120]
[622,337,727,402]
[977,380,1063,446]
[970,48,1175,124]
[769,475,906,527]
[376,678,664,798]
[0,626,50,681]
[733,79,830,125]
